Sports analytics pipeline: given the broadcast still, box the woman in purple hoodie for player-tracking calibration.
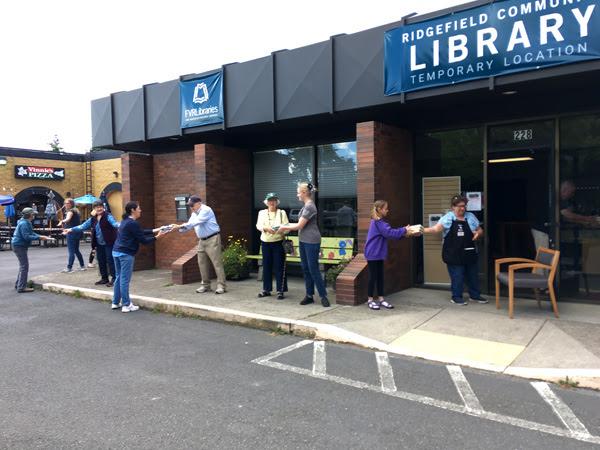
[364,200,417,310]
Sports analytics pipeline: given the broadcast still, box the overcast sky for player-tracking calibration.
[0,0,463,153]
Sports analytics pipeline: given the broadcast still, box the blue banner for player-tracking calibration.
[180,72,224,128]
[385,0,600,94]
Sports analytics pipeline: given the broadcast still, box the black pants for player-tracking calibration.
[96,243,115,281]
[262,241,287,293]
[367,260,384,297]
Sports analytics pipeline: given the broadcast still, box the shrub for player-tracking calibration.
[222,236,250,280]
[325,258,351,287]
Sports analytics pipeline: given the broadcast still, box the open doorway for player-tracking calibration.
[486,120,555,293]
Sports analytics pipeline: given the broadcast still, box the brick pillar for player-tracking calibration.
[336,122,413,305]
[121,153,156,270]
[171,143,252,284]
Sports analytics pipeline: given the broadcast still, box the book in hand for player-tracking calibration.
[271,225,280,231]
[407,224,424,234]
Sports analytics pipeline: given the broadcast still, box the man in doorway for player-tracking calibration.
[172,195,227,294]
[64,200,119,286]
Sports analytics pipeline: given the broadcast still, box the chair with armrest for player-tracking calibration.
[495,247,560,319]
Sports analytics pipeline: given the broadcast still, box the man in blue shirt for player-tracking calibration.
[64,200,119,287]
[172,195,226,294]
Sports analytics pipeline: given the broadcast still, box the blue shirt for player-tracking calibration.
[179,204,220,239]
[11,218,41,247]
[438,212,480,238]
[72,214,119,245]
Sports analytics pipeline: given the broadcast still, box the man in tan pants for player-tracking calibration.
[173,195,226,294]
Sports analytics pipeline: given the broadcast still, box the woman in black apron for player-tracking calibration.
[423,194,486,305]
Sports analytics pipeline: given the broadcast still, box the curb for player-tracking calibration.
[38,282,600,389]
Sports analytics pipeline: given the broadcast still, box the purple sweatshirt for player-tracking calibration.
[364,219,407,261]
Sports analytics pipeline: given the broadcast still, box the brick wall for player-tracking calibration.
[121,153,156,270]
[153,150,198,269]
[170,144,252,284]
[336,122,413,305]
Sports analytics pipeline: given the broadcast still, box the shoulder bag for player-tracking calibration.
[280,210,295,255]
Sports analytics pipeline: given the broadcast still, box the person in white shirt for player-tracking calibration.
[256,192,289,300]
[172,195,226,294]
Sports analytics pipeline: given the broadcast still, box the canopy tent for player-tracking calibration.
[74,194,99,205]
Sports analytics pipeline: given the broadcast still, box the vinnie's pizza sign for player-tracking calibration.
[15,165,65,180]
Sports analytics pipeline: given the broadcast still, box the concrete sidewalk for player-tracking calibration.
[32,269,600,389]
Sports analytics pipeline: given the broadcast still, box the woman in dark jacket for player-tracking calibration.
[111,201,167,313]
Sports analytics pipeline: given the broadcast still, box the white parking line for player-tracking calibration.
[252,340,600,445]
[376,352,397,393]
[313,341,326,375]
[447,365,483,413]
[531,382,591,438]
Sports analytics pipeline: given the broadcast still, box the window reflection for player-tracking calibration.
[559,114,600,301]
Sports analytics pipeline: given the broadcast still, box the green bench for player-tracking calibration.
[246,236,354,284]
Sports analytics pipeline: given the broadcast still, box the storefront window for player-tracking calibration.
[559,114,600,301]
[414,128,484,286]
[252,142,357,248]
[317,142,357,238]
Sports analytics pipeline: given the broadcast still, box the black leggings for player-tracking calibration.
[367,260,384,297]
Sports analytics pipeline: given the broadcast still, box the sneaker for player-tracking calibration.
[95,279,109,286]
[469,296,489,304]
[111,303,122,310]
[121,304,140,313]
[300,296,314,305]
[17,287,35,293]
[451,297,467,306]
[196,286,210,293]
[215,287,225,294]
[61,268,73,273]
[78,267,86,272]
[87,263,96,268]
[106,281,114,287]
[321,297,330,308]
[277,292,285,300]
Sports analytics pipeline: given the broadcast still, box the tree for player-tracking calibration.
[48,135,63,152]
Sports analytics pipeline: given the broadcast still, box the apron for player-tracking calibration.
[442,219,478,266]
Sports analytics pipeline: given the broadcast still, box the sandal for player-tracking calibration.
[379,300,394,309]
[368,300,380,310]
[257,291,272,298]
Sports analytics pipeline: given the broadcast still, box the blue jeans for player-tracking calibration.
[299,242,327,298]
[447,262,480,299]
[67,233,84,269]
[112,253,135,306]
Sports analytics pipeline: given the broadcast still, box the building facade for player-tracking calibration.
[92,0,600,305]
[0,148,123,223]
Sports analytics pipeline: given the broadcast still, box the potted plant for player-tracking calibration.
[325,258,351,290]
[222,236,250,280]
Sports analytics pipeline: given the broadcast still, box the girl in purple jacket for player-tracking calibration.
[364,200,414,310]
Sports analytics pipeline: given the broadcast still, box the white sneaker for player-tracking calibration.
[121,304,140,313]
[111,303,121,310]
[61,268,73,273]
[196,286,210,293]
[79,267,86,271]
[215,287,225,294]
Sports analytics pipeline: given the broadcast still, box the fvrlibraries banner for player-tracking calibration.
[180,72,224,128]
[384,0,600,94]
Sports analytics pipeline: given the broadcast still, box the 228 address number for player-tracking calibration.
[513,129,533,141]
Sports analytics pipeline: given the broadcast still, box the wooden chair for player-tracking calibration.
[495,247,560,319]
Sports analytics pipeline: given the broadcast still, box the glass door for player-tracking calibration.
[486,120,556,292]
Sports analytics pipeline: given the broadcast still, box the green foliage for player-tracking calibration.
[558,376,580,389]
[222,236,250,280]
[48,134,63,152]
[325,258,351,286]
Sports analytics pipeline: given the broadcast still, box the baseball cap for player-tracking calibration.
[21,207,36,216]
